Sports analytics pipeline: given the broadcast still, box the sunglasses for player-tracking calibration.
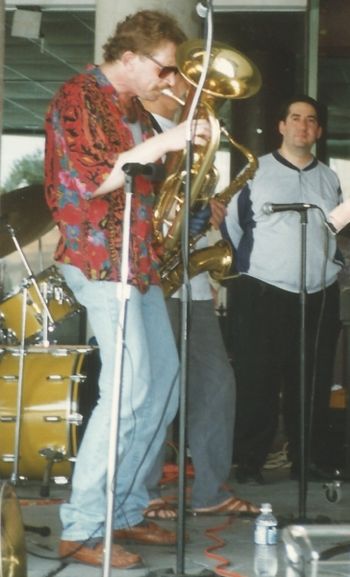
[143,54,178,79]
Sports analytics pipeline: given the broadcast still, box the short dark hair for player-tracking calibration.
[277,94,326,127]
[103,10,187,63]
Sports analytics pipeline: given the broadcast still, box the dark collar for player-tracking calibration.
[273,150,318,172]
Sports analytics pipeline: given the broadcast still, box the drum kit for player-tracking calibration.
[0,185,93,492]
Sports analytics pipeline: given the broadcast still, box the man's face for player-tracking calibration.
[131,41,180,101]
[278,101,322,152]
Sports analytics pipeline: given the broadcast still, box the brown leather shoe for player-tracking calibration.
[113,521,177,546]
[59,539,142,569]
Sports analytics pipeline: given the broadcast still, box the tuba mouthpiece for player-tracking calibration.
[161,89,186,106]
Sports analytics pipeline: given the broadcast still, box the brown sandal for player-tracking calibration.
[144,499,178,520]
[191,496,260,516]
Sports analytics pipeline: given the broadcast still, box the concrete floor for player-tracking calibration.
[4,464,350,577]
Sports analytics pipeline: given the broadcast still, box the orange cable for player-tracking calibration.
[19,498,64,506]
[204,516,248,577]
[159,457,247,577]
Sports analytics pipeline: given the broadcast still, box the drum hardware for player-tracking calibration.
[46,373,86,382]
[12,333,25,485]
[0,266,83,346]
[68,412,84,426]
[38,448,66,498]
[71,374,86,382]
[0,329,18,346]
[1,455,16,463]
[39,281,50,347]
[0,481,27,577]
[3,224,55,334]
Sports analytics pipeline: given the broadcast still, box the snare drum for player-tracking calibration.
[0,266,82,344]
[0,345,92,480]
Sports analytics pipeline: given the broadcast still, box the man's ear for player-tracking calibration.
[278,119,285,137]
[316,125,322,140]
[120,50,137,68]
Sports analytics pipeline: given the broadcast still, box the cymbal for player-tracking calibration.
[0,482,27,577]
[0,184,54,259]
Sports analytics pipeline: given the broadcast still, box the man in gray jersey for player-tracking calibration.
[224,95,343,484]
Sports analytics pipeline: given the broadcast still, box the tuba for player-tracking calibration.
[153,40,262,297]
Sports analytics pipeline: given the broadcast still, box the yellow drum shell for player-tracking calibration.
[0,345,91,480]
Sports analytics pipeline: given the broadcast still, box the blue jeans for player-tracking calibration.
[147,298,235,508]
[59,264,179,540]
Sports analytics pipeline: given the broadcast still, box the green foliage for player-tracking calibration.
[3,148,44,192]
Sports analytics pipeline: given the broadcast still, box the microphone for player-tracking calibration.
[196,1,210,18]
[262,202,318,214]
[122,162,166,181]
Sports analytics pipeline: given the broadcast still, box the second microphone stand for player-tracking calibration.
[298,209,309,521]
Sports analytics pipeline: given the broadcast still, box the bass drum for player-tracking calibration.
[0,345,92,481]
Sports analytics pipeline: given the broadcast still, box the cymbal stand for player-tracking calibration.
[11,284,28,484]
[4,223,54,332]
[36,236,51,345]
[2,223,54,483]
[40,281,50,347]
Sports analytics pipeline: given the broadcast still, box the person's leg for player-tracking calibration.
[144,443,167,502]
[229,277,284,478]
[284,283,341,473]
[309,283,340,468]
[59,267,179,538]
[185,299,236,508]
[113,285,179,528]
[59,265,127,540]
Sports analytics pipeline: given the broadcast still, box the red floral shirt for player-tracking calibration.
[44,65,160,292]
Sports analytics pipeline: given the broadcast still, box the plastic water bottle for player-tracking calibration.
[254,543,278,576]
[254,502,278,545]
[253,503,278,577]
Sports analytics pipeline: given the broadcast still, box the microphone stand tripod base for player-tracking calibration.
[146,569,217,577]
[278,513,333,528]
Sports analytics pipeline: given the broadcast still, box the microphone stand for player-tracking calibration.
[298,209,308,522]
[264,205,338,529]
[102,162,165,577]
[102,166,133,577]
[176,2,214,575]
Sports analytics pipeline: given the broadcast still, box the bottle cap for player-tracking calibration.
[260,502,272,512]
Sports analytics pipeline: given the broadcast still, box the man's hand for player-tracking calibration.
[209,198,227,230]
[189,198,227,236]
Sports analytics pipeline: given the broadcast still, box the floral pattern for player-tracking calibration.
[45,65,160,291]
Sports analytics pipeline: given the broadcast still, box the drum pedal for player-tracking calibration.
[39,448,65,497]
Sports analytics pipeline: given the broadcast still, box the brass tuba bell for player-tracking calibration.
[153,39,262,296]
[176,39,261,99]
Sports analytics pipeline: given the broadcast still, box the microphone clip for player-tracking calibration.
[196,1,212,19]
[122,162,165,182]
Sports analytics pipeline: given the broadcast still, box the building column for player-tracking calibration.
[95,0,200,63]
